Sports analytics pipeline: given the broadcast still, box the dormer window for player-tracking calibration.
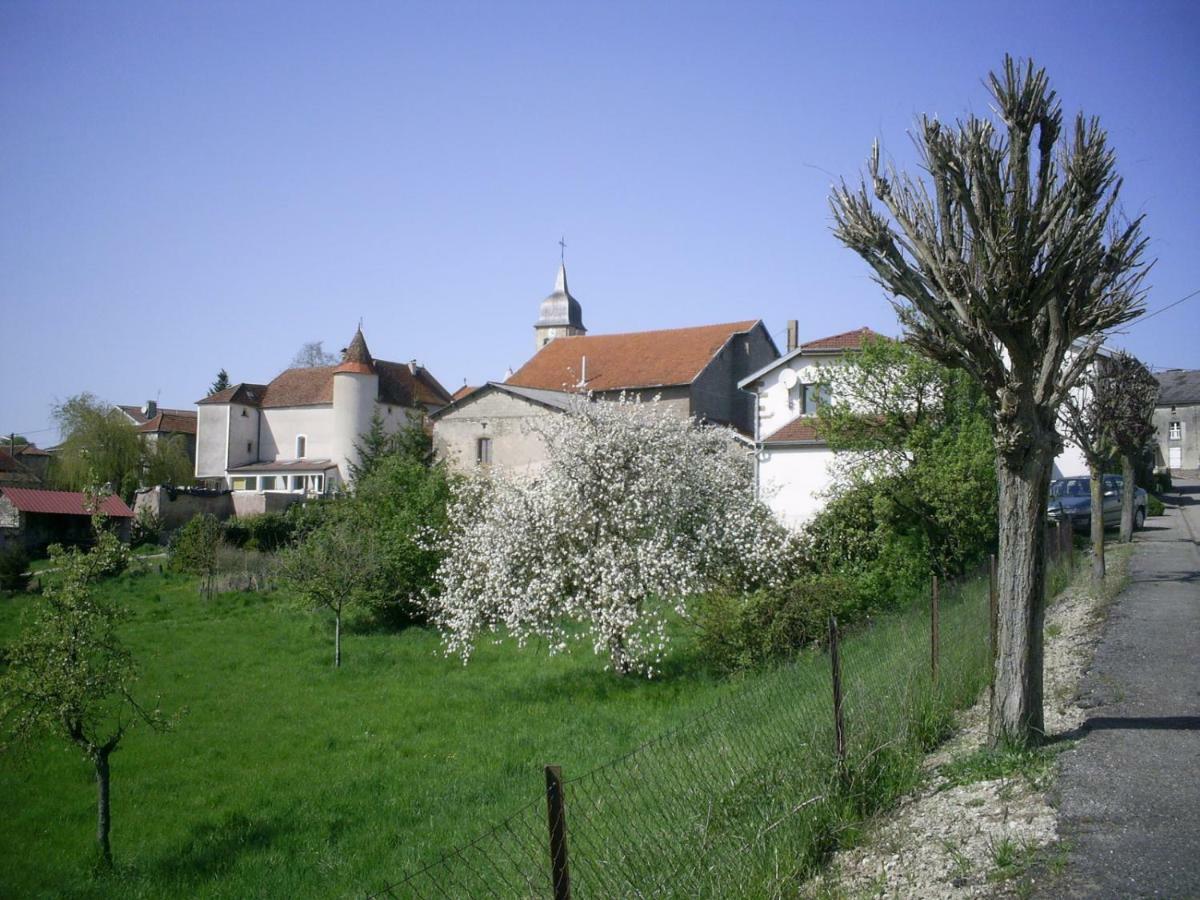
[296,435,307,458]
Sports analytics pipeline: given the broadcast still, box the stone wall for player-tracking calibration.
[134,486,235,531]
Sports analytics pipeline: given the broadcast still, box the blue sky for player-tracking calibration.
[3,1,1198,442]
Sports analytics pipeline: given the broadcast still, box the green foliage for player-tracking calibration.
[210,369,230,395]
[348,453,453,623]
[695,575,858,672]
[131,506,163,548]
[221,512,295,552]
[814,336,997,578]
[50,393,144,500]
[349,410,434,482]
[939,741,1066,790]
[1154,469,1172,494]
[0,545,31,592]
[1147,494,1165,518]
[141,434,194,488]
[169,514,222,598]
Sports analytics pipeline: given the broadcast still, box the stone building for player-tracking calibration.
[194,328,452,509]
[1154,369,1200,473]
[432,264,778,475]
[117,403,198,467]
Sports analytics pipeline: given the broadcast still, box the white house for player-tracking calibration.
[194,328,452,511]
[738,326,876,529]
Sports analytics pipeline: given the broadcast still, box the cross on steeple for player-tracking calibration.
[558,235,567,264]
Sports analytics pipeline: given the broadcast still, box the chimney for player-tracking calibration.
[786,320,799,353]
[143,400,157,419]
[409,360,419,374]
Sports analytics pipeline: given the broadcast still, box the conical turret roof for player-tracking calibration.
[334,327,376,375]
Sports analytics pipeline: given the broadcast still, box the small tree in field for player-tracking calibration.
[277,518,384,667]
[170,513,223,600]
[430,396,794,676]
[1098,351,1159,542]
[831,57,1149,745]
[0,543,170,866]
[1058,367,1113,587]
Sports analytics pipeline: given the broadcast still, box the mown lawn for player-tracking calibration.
[0,568,744,899]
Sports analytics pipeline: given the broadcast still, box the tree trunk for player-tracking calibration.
[334,610,341,668]
[990,446,1053,748]
[1119,453,1136,543]
[96,750,112,866]
[1089,463,1106,587]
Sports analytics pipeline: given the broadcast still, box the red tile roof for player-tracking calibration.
[137,411,197,435]
[507,320,761,392]
[198,363,452,410]
[762,417,824,444]
[13,444,52,457]
[198,384,268,406]
[450,384,480,402]
[800,327,880,352]
[0,487,134,518]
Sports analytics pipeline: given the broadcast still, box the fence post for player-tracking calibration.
[931,574,940,685]
[829,616,846,776]
[988,553,998,698]
[544,765,572,900]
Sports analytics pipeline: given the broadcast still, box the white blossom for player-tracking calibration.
[428,395,795,676]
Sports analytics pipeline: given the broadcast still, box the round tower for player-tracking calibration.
[332,327,379,487]
[534,263,587,351]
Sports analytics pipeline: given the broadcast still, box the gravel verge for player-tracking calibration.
[802,549,1130,899]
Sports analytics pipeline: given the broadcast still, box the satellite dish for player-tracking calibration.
[779,368,799,389]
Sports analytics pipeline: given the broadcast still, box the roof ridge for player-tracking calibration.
[548,319,759,341]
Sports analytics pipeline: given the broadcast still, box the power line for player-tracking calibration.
[1134,287,1200,325]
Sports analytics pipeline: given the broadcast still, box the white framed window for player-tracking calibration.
[1168,421,1182,440]
[476,437,493,466]
[290,474,306,491]
[231,476,257,491]
[260,475,278,491]
[295,435,307,458]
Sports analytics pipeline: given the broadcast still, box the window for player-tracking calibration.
[260,475,277,491]
[296,435,307,458]
[241,409,248,417]
[231,476,257,491]
[798,383,829,416]
[1168,421,1182,440]
[476,437,493,466]
[291,475,306,491]
[246,442,252,454]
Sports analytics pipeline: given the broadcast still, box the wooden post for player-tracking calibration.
[544,765,572,900]
[829,616,846,774]
[988,553,998,696]
[931,574,940,684]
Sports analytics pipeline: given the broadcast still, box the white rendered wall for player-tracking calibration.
[758,444,837,530]
[260,406,335,463]
[195,406,230,479]
[331,372,379,484]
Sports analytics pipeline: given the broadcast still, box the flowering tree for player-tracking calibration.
[429,396,794,676]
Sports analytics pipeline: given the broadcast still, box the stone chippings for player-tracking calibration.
[804,569,1117,899]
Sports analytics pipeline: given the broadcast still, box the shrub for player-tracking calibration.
[1153,469,1172,495]
[695,575,859,673]
[131,507,163,547]
[221,512,294,552]
[0,545,31,592]
[169,514,223,599]
[1147,494,1165,518]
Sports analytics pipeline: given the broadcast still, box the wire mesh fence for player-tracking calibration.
[368,525,1074,899]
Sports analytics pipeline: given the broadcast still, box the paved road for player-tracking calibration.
[1041,476,1200,898]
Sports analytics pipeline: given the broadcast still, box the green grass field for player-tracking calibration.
[0,568,749,899]
[0,561,1002,898]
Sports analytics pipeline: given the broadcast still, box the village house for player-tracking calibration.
[194,328,452,512]
[1154,369,1200,473]
[117,402,199,466]
[431,264,779,474]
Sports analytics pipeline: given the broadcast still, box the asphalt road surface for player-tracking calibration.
[1040,475,1200,898]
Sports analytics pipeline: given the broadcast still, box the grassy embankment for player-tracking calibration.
[0,562,1000,898]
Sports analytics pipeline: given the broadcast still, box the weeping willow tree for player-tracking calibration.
[830,57,1149,746]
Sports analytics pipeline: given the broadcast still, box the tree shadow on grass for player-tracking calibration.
[146,810,295,886]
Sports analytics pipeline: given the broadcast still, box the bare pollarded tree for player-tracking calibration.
[1058,364,1113,587]
[830,57,1149,746]
[1098,351,1159,542]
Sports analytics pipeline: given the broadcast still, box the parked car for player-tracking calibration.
[1047,475,1147,532]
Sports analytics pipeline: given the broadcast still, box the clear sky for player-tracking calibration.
[3,0,1198,442]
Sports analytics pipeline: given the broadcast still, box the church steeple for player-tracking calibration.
[534,262,587,351]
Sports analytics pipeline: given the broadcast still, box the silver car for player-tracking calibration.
[1047,475,1147,532]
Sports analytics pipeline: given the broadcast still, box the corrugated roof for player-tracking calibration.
[762,417,824,445]
[1156,369,1200,407]
[0,487,134,517]
[507,320,761,392]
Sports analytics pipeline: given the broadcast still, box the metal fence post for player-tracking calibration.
[829,616,846,776]
[931,574,940,685]
[544,765,572,900]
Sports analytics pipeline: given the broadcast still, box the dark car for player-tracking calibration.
[1047,475,1147,532]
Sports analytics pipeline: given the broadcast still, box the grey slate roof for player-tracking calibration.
[535,264,586,331]
[429,381,574,418]
[1155,370,1200,407]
